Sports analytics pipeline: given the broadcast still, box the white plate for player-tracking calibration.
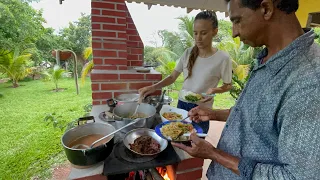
[159,105,191,123]
[178,89,204,104]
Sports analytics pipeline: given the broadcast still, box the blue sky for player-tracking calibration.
[31,0,228,46]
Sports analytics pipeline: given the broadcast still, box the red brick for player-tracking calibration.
[91,83,100,91]
[91,16,115,23]
[127,54,139,60]
[118,51,127,58]
[101,83,127,90]
[129,82,152,90]
[130,48,143,54]
[92,101,101,106]
[91,9,101,15]
[91,2,115,9]
[128,35,141,41]
[94,65,117,70]
[92,24,101,30]
[138,42,144,47]
[91,74,118,81]
[118,66,127,70]
[120,74,144,80]
[138,55,143,60]
[117,32,127,39]
[127,41,139,47]
[126,17,134,24]
[93,50,117,57]
[102,10,126,17]
[117,18,126,24]
[92,42,102,49]
[102,24,126,31]
[103,0,125,2]
[92,92,112,99]
[146,74,162,80]
[127,23,136,29]
[176,169,203,180]
[104,59,127,65]
[92,38,101,41]
[130,61,143,66]
[116,4,126,10]
[101,100,107,105]
[127,61,131,66]
[93,58,103,65]
[126,29,138,35]
[176,158,204,171]
[103,43,126,50]
[92,31,116,38]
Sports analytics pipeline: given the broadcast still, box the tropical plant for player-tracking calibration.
[81,47,93,85]
[41,65,66,91]
[217,37,256,99]
[0,48,34,87]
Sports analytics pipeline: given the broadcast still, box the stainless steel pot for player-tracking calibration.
[108,102,157,133]
[61,117,115,166]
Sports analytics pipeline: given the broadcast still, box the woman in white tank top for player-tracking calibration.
[139,11,233,133]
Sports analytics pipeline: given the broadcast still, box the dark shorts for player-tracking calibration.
[177,100,209,133]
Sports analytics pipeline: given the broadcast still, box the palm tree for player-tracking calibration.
[42,65,66,92]
[80,47,93,85]
[176,16,195,49]
[0,48,33,88]
[217,37,255,99]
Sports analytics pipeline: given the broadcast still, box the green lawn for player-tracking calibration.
[0,78,235,180]
[0,78,92,180]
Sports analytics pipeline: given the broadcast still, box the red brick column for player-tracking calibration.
[90,0,162,105]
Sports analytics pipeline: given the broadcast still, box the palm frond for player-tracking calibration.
[83,47,93,60]
[81,61,94,85]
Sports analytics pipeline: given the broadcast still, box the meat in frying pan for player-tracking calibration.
[129,135,160,154]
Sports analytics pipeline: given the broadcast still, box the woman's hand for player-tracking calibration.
[206,87,216,95]
[188,106,216,123]
[138,85,156,98]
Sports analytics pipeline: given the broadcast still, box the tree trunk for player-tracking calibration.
[13,80,19,88]
[55,83,58,92]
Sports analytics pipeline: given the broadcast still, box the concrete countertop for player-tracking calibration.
[68,105,193,180]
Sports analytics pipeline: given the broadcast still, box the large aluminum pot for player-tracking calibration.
[110,102,156,133]
[61,116,115,167]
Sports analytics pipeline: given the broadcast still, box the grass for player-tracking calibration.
[0,77,235,180]
[0,78,92,180]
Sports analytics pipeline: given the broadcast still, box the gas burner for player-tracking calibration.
[114,143,156,163]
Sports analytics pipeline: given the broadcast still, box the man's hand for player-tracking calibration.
[172,133,215,159]
[188,106,216,123]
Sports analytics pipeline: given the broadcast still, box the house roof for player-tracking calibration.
[126,0,228,13]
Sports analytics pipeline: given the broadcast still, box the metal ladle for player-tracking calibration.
[72,118,144,149]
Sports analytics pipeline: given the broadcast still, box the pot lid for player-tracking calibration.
[114,93,140,102]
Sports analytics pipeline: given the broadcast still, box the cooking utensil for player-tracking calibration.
[61,116,115,167]
[123,128,168,156]
[72,118,144,149]
[183,133,208,138]
[107,102,157,133]
[178,116,190,123]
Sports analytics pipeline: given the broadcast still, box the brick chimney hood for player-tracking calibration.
[90,0,162,105]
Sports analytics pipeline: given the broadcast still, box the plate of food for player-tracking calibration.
[159,105,190,123]
[178,89,205,103]
[155,121,203,142]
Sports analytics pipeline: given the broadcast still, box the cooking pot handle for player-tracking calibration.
[106,99,117,107]
[83,144,107,156]
[77,116,95,126]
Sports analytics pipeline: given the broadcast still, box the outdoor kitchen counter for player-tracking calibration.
[68,105,193,180]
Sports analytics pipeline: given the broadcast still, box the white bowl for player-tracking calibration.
[159,105,191,123]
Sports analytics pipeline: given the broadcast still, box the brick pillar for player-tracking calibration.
[90,0,162,105]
